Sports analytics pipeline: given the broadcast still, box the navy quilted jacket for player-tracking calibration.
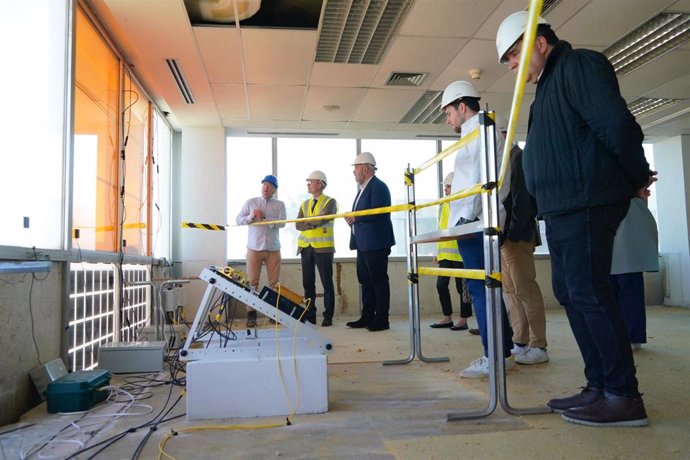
[524,41,650,216]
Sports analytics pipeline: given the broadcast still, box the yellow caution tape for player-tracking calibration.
[181,222,226,231]
[413,128,479,175]
[252,204,413,226]
[77,222,147,233]
[418,266,485,281]
[418,266,502,283]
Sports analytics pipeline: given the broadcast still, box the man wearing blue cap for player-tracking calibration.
[236,174,287,327]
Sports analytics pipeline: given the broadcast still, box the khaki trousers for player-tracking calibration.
[501,238,547,348]
[246,248,281,314]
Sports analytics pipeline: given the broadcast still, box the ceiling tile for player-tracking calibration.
[433,39,504,92]
[194,27,244,84]
[303,87,367,121]
[310,63,378,87]
[643,73,690,99]
[556,0,673,47]
[400,0,502,38]
[353,89,424,122]
[619,49,690,98]
[247,85,306,120]
[243,29,317,85]
[372,36,467,87]
[211,84,248,119]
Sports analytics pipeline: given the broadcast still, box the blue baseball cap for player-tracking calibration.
[261,174,278,189]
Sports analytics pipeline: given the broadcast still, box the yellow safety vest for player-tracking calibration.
[297,195,336,249]
[437,202,462,262]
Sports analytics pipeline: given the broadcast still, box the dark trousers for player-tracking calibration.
[356,248,391,324]
[545,201,640,397]
[611,272,646,344]
[301,246,335,323]
[437,259,472,318]
[456,231,513,357]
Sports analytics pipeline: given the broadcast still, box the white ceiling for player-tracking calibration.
[86,0,690,142]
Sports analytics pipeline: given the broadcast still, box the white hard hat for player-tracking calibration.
[440,81,481,112]
[306,170,327,185]
[496,11,549,64]
[353,151,376,168]
[442,172,454,186]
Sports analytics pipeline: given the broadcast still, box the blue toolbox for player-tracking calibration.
[45,369,111,413]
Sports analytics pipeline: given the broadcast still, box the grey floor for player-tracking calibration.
[3,306,690,459]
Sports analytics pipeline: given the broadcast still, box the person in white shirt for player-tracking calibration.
[236,174,286,327]
[440,80,514,379]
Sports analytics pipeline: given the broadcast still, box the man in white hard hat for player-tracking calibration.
[496,119,549,365]
[496,11,654,427]
[345,152,395,331]
[440,80,515,378]
[295,171,338,327]
[429,171,475,332]
[236,174,287,327]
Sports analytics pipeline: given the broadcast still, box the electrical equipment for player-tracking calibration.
[98,341,166,374]
[259,286,308,322]
[30,358,68,400]
[45,369,110,413]
[180,266,333,420]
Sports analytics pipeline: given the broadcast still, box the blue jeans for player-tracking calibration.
[545,202,640,397]
[611,272,646,344]
[456,231,513,358]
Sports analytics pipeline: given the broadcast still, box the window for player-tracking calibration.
[361,139,439,257]
[227,137,272,260]
[277,138,357,258]
[121,75,149,256]
[151,110,173,259]
[73,6,121,252]
[0,2,68,249]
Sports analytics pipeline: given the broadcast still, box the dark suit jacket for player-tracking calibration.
[349,175,396,252]
[503,144,539,244]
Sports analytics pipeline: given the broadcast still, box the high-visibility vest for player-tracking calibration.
[437,202,462,262]
[297,195,336,249]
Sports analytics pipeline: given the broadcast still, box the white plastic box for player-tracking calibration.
[98,341,166,374]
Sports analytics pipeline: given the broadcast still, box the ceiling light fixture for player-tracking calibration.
[604,12,690,76]
[322,104,342,112]
[628,97,682,118]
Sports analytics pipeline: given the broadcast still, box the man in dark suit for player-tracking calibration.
[345,152,396,331]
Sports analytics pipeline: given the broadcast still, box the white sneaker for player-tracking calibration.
[459,356,515,379]
[631,343,642,352]
[515,347,549,365]
[511,344,528,357]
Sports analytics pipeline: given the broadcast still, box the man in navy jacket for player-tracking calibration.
[345,152,396,331]
[496,11,653,427]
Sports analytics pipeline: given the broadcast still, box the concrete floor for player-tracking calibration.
[4,306,690,459]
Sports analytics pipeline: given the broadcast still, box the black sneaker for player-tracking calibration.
[561,394,648,427]
[321,318,333,327]
[547,387,603,413]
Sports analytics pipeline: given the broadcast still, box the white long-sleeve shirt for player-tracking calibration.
[236,196,286,251]
[449,114,510,227]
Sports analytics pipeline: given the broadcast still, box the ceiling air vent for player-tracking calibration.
[604,12,690,76]
[165,58,195,104]
[628,97,682,118]
[399,91,444,124]
[315,0,415,64]
[386,72,428,87]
